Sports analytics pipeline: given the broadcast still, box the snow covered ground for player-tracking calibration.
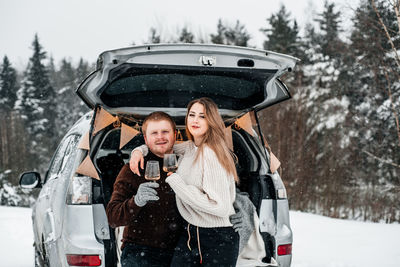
[0,206,34,267]
[0,206,399,267]
[290,211,400,267]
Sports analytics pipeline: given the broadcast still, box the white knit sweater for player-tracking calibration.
[134,141,236,228]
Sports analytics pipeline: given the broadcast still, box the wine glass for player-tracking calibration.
[163,154,178,173]
[145,160,160,182]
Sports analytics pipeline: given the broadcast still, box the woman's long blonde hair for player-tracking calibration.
[185,97,238,182]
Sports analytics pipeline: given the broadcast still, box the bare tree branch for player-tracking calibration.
[371,0,400,68]
[362,150,400,168]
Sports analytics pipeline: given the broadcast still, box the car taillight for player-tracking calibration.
[271,173,288,199]
[66,176,92,205]
[277,244,292,256]
[66,254,101,266]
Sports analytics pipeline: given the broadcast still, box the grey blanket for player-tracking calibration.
[230,189,256,253]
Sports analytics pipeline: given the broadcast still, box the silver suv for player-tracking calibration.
[20,44,297,267]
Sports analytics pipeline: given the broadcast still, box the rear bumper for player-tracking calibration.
[61,205,105,266]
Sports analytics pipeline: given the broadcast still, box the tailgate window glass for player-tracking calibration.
[100,64,276,110]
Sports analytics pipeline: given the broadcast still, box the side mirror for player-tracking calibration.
[19,172,42,189]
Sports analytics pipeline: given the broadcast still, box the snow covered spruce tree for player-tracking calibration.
[0,56,35,205]
[339,0,400,222]
[257,4,317,213]
[259,1,358,219]
[15,34,57,171]
[0,55,29,184]
[301,0,352,218]
[0,55,18,174]
[51,58,90,138]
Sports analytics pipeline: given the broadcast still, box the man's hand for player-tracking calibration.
[229,211,244,232]
[134,182,160,207]
[130,150,144,176]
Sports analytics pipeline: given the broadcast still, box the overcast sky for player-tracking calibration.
[0,0,356,69]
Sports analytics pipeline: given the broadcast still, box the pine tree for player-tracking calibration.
[328,0,400,221]
[76,57,92,83]
[260,4,302,57]
[147,27,161,44]
[260,2,352,218]
[0,56,31,182]
[304,0,346,71]
[210,19,251,47]
[210,19,226,44]
[344,0,400,184]
[0,56,18,112]
[306,1,350,199]
[15,34,57,169]
[225,20,251,47]
[74,58,91,117]
[47,55,58,89]
[314,0,343,59]
[55,58,85,137]
[178,27,195,43]
[0,56,19,173]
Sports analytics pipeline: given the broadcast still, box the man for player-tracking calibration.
[106,111,182,267]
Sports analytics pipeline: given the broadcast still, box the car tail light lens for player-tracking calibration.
[66,176,92,205]
[277,188,287,199]
[271,173,288,199]
[66,254,101,266]
[277,244,292,256]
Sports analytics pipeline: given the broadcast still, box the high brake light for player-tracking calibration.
[277,243,292,256]
[66,254,101,266]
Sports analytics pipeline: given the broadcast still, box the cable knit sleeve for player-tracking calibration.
[166,146,233,217]
[172,141,190,155]
[132,144,149,156]
[132,141,190,156]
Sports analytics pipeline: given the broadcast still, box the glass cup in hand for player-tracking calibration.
[163,154,178,173]
[145,160,160,182]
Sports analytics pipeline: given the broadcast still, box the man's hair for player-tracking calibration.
[142,111,176,135]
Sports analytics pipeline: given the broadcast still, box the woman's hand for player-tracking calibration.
[129,150,144,176]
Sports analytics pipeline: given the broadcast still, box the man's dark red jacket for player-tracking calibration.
[106,152,182,250]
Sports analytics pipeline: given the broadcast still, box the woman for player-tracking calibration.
[130,97,239,266]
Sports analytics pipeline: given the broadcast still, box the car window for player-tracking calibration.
[59,135,81,179]
[100,64,276,110]
[46,134,80,183]
[94,128,144,168]
[244,132,270,175]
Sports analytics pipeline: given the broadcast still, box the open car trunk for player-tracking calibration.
[76,44,297,266]
[77,44,298,124]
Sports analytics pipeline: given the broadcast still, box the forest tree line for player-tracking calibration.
[0,0,399,222]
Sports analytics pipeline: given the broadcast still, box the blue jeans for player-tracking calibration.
[120,243,174,267]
